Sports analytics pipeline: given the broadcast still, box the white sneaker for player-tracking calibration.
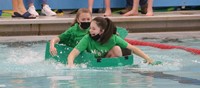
[42,5,56,16]
[28,5,39,16]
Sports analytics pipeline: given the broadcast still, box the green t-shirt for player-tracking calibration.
[75,34,128,58]
[58,23,89,48]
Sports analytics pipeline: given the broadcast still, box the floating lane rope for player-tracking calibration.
[125,38,200,55]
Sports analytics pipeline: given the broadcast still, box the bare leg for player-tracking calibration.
[17,0,27,14]
[88,0,94,13]
[123,0,139,16]
[12,0,19,13]
[146,0,154,16]
[12,0,36,18]
[106,46,122,58]
[103,0,111,16]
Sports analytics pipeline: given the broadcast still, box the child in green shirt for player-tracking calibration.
[50,8,92,56]
[67,17,154,68]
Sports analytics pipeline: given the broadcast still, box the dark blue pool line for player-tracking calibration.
[134,72,200,86]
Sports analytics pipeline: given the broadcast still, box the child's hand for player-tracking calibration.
[50,46,57,56]
[145,58,154,64]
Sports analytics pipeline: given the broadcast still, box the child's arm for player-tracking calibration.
[126,43,153,64]
[67,48,80,67]
[50,37,60,56]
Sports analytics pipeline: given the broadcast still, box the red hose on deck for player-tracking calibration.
[125,38,200,55]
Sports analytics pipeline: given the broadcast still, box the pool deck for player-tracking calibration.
[1,31,200,43]
[0,10,200,36]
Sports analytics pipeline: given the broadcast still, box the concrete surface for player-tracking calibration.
[0,10,200,36]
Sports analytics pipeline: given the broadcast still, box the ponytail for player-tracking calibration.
[92,17,117,44]
[100,18,117,44]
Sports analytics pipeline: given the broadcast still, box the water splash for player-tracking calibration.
[192,60,200,64]
[0,84,6,88]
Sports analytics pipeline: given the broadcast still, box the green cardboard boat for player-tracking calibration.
[45,42,134,67]
[45,27,134,67]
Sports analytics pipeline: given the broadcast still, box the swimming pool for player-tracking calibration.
[0,32,200,88]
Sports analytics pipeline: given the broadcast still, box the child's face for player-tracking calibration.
[78,13,92,23]
[89,21,104,36]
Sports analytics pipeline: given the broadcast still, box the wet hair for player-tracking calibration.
[92,17,117,44]
[71,8,92,26]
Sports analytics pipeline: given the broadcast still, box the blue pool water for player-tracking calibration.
[0,36,200,88]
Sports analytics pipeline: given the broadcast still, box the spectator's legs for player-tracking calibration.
[123,0,139,16]
[88,0,94,13]
[119,0,132,14]
[132,0,140,15]
[12,0,19,13]
[127,0,133,7]
[139,0,147,6]
[140,0,147,14]
[12,0,36,18]
[41,0,56,16]
[104,0,111,16]
[17,0,27,14]
[42,0,48,5]
[28,0,34,7]
[27,0,39,16]
[146,0,153,16]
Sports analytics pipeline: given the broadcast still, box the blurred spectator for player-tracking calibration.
[88,0,111,16]
[12,0,36,19]
[120,0,148,14]
[27,0,56,16]
[123,0,153,16]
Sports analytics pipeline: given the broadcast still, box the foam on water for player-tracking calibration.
[0,43,63,77]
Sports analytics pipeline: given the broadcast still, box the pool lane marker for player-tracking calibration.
[125,38,200,55]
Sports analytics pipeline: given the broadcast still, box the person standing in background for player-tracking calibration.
[120,0,148,15]
[12,0,36,19]
[123,0,153,16]
[27,0,56,16]
[88,0,111,16]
